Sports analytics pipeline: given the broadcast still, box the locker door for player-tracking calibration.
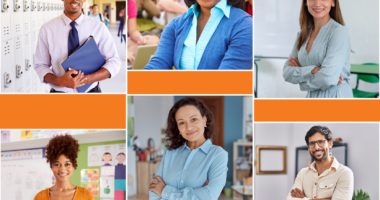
[23,34,33,92]
[12,0,23,36]
[1,39,15,92]
[14,36,25,92]
[1,0,12,92]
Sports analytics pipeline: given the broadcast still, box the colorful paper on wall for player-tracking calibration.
[114,179,126,191]
[114,190,125,200]
[100,176,115,198]
[80,168,100,197]
[101,166,115,176]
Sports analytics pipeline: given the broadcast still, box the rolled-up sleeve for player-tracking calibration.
[98,24,121,77]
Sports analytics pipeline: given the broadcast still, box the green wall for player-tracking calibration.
[72,140,125,200]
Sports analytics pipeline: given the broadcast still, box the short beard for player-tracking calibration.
[312,150,328,162]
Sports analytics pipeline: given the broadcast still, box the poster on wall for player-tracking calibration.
[88,144,125,167]
[80,168,100,197]
[100,176,115,198]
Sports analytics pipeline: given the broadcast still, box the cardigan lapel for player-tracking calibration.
[174,13,194,69]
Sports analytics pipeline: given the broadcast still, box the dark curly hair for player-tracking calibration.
[46,135,79,168]
[305,126,333,145]
[165,97,214,150]
[184,0,245,10]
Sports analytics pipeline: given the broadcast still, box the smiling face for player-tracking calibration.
[175,105,207,144]
[306,0,334,21]
[51,154,75,183]
[64,0,83,17]
[308,132,333,162]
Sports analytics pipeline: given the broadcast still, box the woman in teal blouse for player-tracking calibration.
[283,0,353,98]
[149,97,228,200]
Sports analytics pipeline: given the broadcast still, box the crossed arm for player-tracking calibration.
[283,28,350,91]
[148,151,228,200]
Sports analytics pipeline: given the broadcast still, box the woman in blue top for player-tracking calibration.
[149,97,228,200]
[144,0,252,69]
[283,0,353,98]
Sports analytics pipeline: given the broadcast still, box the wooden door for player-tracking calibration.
[195,96,224,147]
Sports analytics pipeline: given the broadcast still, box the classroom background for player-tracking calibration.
[1,130,126,200]
[255,0,379,98]
[0,0,126,93]
[127,96,253,200]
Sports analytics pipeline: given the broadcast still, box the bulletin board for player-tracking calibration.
[1,148,53,200]
[74,140,126,200]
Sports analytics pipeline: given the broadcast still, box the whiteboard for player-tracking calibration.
[255,0,379,62]
[1,149,53,200]
[255,0,301,57]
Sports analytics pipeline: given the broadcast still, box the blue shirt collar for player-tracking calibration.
[187,0,230,18]
[182,139,212,154]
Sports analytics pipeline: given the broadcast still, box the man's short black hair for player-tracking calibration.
[305,126,333,145]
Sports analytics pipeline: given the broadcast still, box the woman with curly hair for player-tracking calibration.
[34,135,93,200]
[283,0,352,98]
[149,97,228,200]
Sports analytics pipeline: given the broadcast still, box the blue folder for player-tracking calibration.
[62,36,105,93]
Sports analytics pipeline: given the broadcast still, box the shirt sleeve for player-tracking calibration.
[218,15,252,69]
[34,26,54,82]
[97,23,121,77]
[144,18,177,69]
[160,150,228,200]
[128,0,137,19]
[298,27,351,91]
[286,169,311,200]
[331,168,354,200]
[282,36,316,84]
[149,151,166,200]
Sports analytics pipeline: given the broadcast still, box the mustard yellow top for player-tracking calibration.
[34,186,94,200]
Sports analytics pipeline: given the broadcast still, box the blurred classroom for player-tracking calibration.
[0,0,126,93]
[254,0,379,98]
[1,130,126,200]
[127,96,253,200]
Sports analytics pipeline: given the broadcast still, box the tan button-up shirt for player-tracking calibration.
[287,157,354,200]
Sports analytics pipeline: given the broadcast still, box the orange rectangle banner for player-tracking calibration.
[128,71,253,94]
[255,99,380,121]
[0,95,126,129]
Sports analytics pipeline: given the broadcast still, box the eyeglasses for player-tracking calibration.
[308,139,327,148]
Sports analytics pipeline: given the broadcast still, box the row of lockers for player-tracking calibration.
[1,0,63,92]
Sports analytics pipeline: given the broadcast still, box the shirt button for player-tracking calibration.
[315,182,317,185]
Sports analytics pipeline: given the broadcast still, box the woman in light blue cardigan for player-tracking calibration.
[283,0,353,98]
[144,0,252,70]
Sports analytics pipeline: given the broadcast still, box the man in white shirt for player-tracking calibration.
[287,126,354,200]
[34,0,120,93]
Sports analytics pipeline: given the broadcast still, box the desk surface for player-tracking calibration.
[351,64,379,75]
